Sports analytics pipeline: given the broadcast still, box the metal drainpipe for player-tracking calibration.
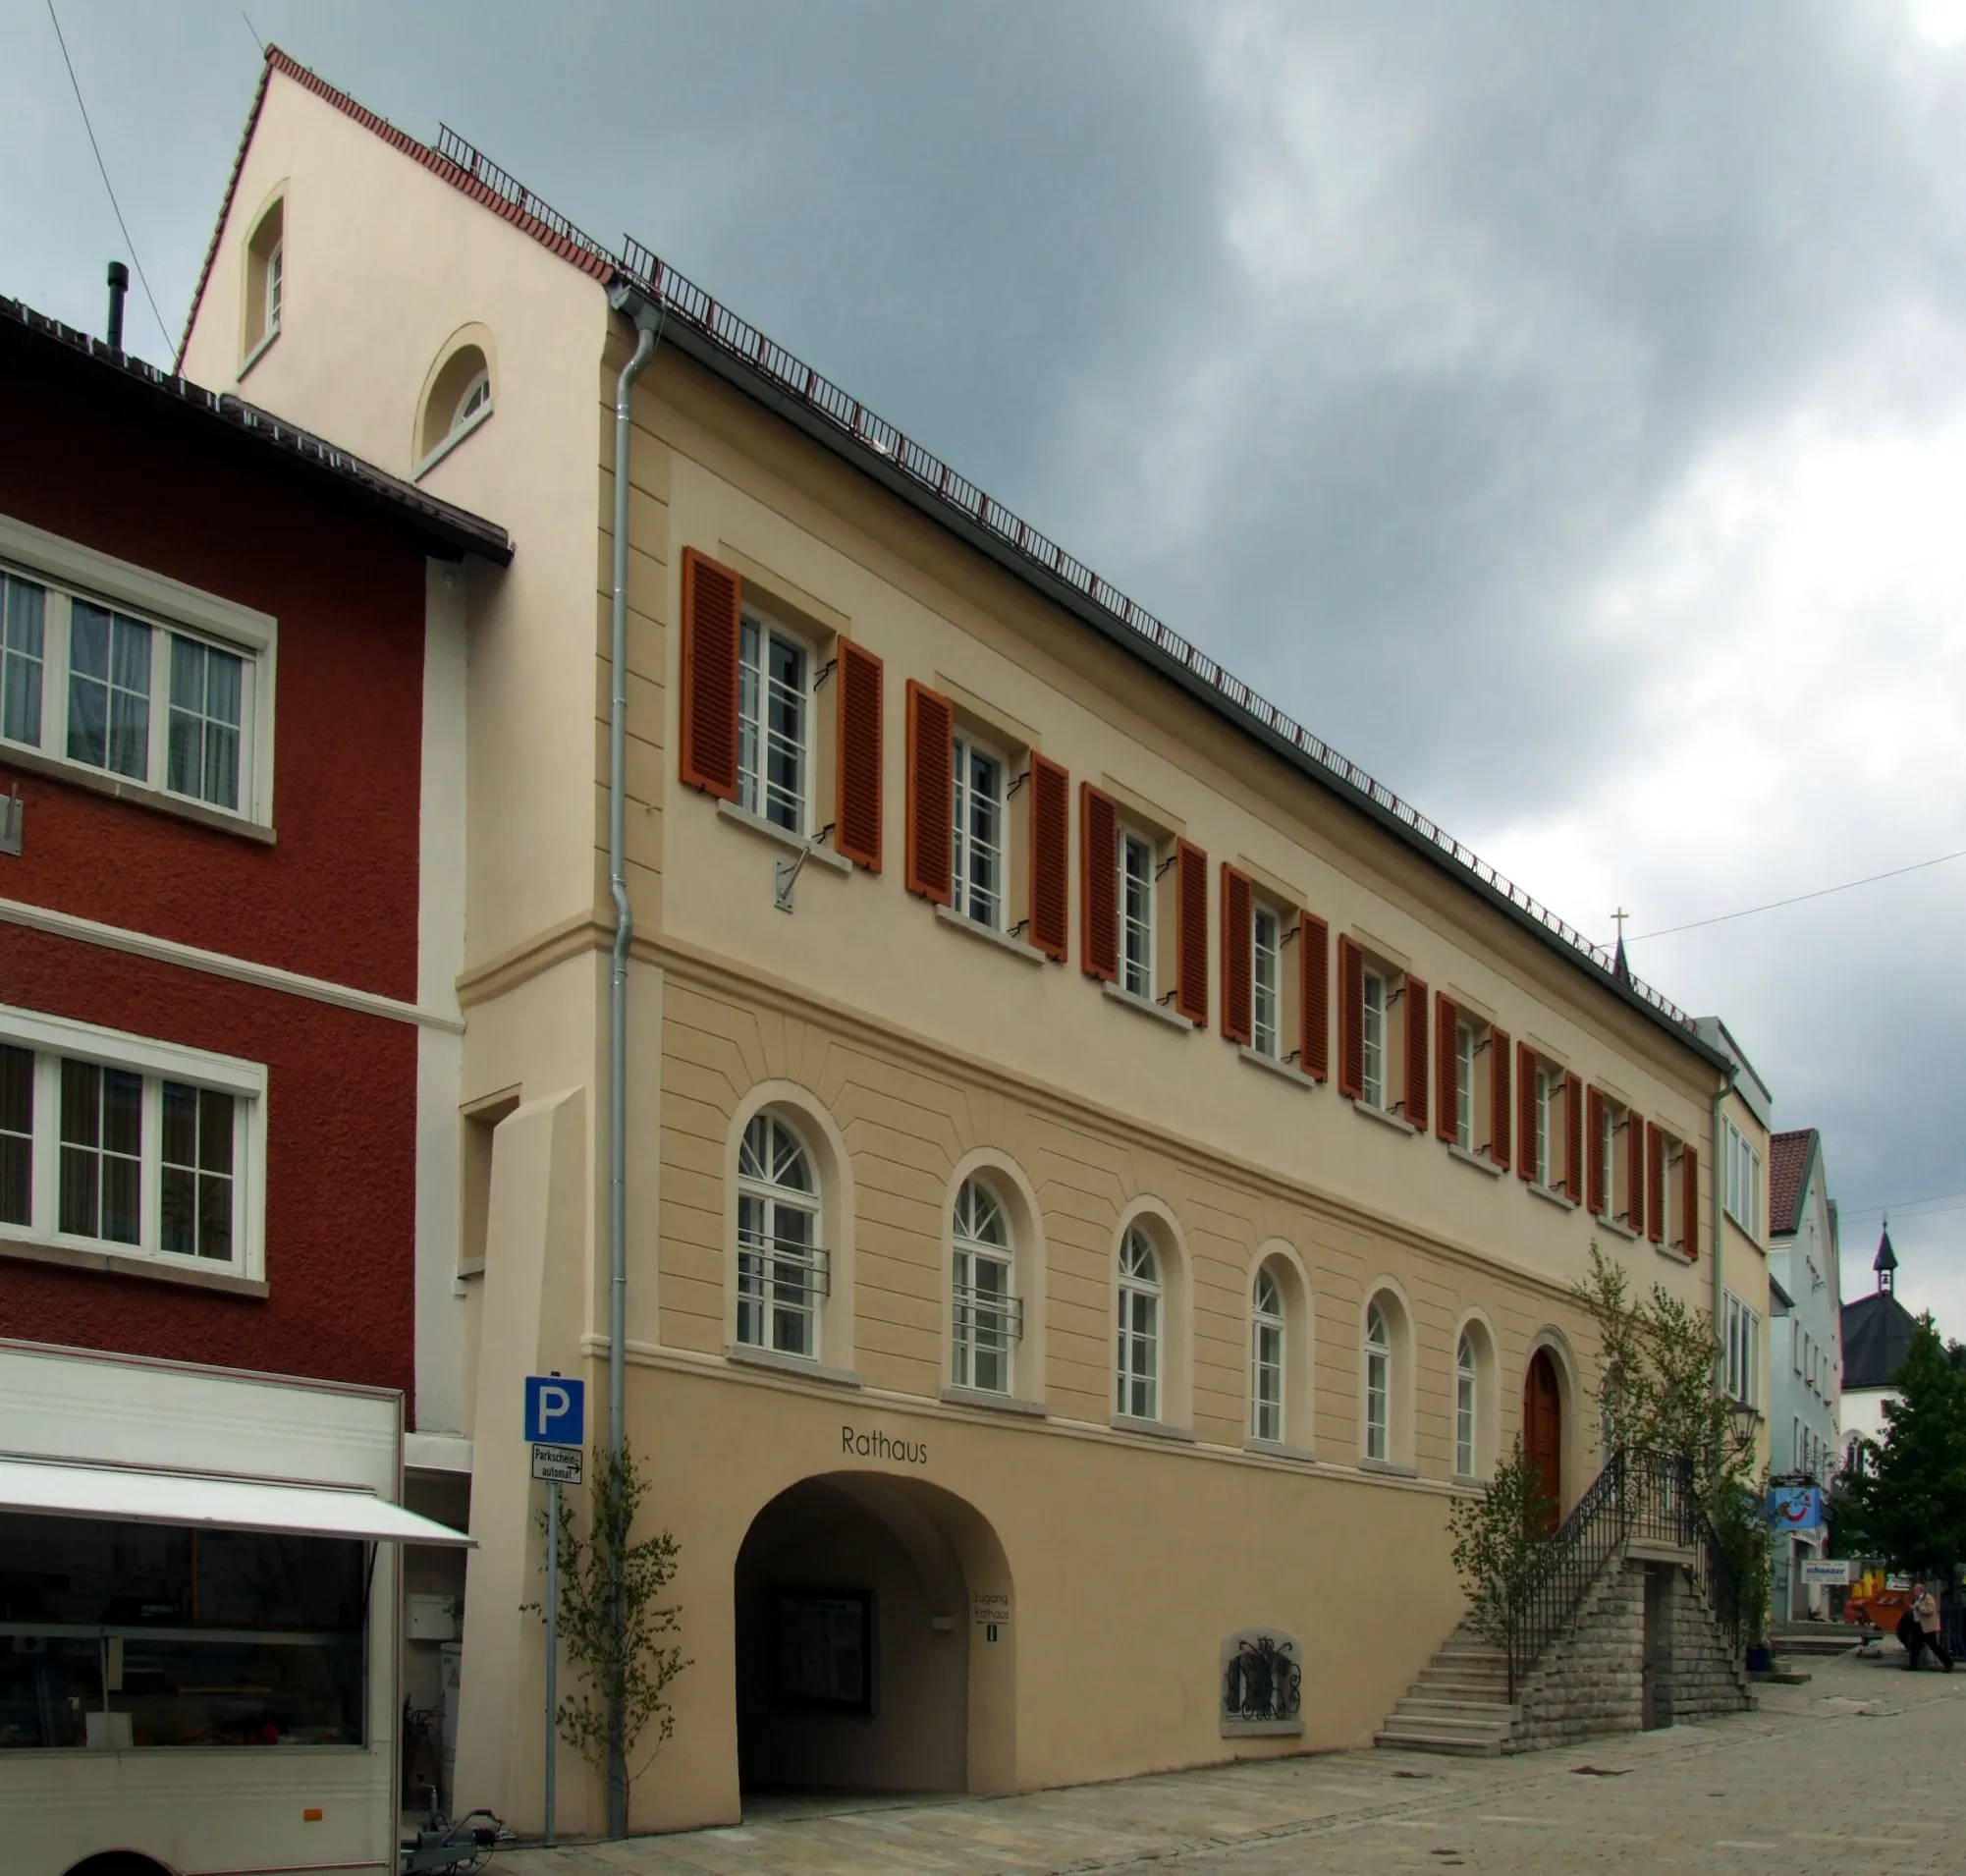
[604,282,660,1840]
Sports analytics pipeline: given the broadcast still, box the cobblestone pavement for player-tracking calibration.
[502,1652,1963,1875]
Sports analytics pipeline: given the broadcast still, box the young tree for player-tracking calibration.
[528,1441,689,1802]
[1573,1242,1771,1641]
[1447,1436,1556,1655]
[1836,1316,1966,1579]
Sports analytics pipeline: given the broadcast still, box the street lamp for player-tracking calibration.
[1728,1400,1760,1461]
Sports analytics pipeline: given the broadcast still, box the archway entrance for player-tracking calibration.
[1523,1350,1562,1536]
[732,1473,1013,1801]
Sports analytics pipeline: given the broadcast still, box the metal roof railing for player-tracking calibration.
[426,127,1696,1036]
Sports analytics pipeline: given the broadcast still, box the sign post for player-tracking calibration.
[524,1376,585,1847]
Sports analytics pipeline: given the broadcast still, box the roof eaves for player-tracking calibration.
[9,299,511,565]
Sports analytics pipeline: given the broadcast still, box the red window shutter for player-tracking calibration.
[1626,1110,1646,1235]
[1028,754,1069,962]
[1175,841,1209,1026]
[1337,934,1364,1099]
[1299,912,1330,1080]
[679,547,740,800]
[1404,976,1429,1127]
[1564,1073,1584,1204]
[1586,1087,1607,1215]
[1489,1025,1511,1170]
[834,639,884,870]
[1646,1124,1666,1244]
[1079,783,1119,982]
[1221,865,1253,1045]
[1682,1143,1700,1259]
[903,681,954,905]
[1435,995,1458,1141]
[1517,1043,1539,1182]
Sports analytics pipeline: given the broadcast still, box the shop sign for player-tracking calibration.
[1802,1559,1852,1587]
[1766,1485,1825,1529]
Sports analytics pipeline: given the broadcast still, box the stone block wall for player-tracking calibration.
[1505,1558,1647,1752]
[1670,1569,1755,1720]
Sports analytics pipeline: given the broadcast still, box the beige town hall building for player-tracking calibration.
[176,48,1773,1837]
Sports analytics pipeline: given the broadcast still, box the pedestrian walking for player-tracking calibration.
[1906,1583,1954,1672]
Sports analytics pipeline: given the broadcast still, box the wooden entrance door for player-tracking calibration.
[1522,1350,1562,1537]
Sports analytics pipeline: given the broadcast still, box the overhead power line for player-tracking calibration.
[1631,847,1966,943]
[1839,1187,1966,1222]
[46,0,169,354]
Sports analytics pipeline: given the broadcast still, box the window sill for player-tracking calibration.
[1101,981,1192,1031]
[1237,1047,1319,1091]
[0,1232,267,1298]
[1109,1412,1196,1443]
[1596,1215,1638,1242]
[1448,1143,1503,1179]
[940,1385,1048,1418]
[238,324,279,383]
[1359,1457,1420,1479]
[715,798,851,871]
[1528,1181,1578,1212]
[0,743,275,845]
[1654,1241,1696,1266]
[1222,1717,1305,1739]
[413,403,494,482]
[1243,1438,1316,1464]
[933,904,1045,966]
[1349,1097,1414,1137]
[455,1257,485,1280]
[725,1342,862,1388]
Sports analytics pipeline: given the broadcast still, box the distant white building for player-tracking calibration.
[1841,1227,1918,1462]
[1765,1129,1841,1620]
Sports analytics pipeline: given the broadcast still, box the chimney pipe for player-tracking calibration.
[105,261,129,353]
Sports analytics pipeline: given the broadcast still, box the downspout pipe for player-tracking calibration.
[1711,1064,1737,1408]
[604,281,660,1841]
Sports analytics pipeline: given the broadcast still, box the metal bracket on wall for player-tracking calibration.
[774,826,835,913]
[0,786,21,857]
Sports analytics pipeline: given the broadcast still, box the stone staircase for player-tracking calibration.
[1375,1449,1756,1758]
[1373,1629,1518,1756]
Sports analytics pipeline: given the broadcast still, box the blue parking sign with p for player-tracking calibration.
[524,1374,585,1446]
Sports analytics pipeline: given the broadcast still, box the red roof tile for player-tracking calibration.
[1768,1128,1818,1239]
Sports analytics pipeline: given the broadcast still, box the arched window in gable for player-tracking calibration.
[953,1176,1017,1394]
[736,1111,823,1358]
[1117,1226,1161,1421]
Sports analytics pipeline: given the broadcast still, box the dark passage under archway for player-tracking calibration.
[1523,1350,1562,1537]
[733,1472,1012,1800]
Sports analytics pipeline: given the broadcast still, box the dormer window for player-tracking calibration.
[415,338,497,475]
[241,193,286,370]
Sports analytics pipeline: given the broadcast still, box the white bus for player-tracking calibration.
[0,1339,475,1876]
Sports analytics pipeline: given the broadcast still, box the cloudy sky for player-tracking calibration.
[8,2,1965,1329]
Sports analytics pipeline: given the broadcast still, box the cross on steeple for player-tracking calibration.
[1611,909,1632,985]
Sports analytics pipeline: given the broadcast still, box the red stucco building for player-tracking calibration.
[0,296,508,1422]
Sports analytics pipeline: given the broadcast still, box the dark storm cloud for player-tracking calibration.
[6,0,1964,1319]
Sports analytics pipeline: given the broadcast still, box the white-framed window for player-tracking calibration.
[1455,1332,1477,1477]
[1723,1118,1762,1241]
[736,1112,824,1358]
[951,735,1007,929]
[1535,1066,1555,1186]
[1361,969,1388,1109]
[1251,905,1282,1057]
[0,518,273,824]
[1364,1301,1391,1462]
[1454,1021,1475,1151]
[453,367,491,434]
[265,240,284,338]
[1723,1291,1761,1408]
[737,612,811,834]
[1120,829,1156,1000]
[952,1176,1017,1394]
[0,1004,265,1280]
[1251,1265,1284,1443]
[1117,1225,1160,1420]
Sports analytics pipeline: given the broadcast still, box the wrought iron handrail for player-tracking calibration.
[414,117,1703,1038]
[1695,1505,1743,1662]
[1502,1449,1702,1698]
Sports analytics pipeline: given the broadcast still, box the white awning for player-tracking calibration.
[0,1454,474,1546]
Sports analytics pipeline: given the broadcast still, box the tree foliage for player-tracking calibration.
[1447,1436,1556,1653]
[1573,1243,1771,1641]
[526,1441,689,1793]
[1835,1315,1966,1578]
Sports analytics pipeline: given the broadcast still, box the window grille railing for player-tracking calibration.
[424,123,1702,1038]
[952,1282,1024,1344]
[736,1231,831,1297]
